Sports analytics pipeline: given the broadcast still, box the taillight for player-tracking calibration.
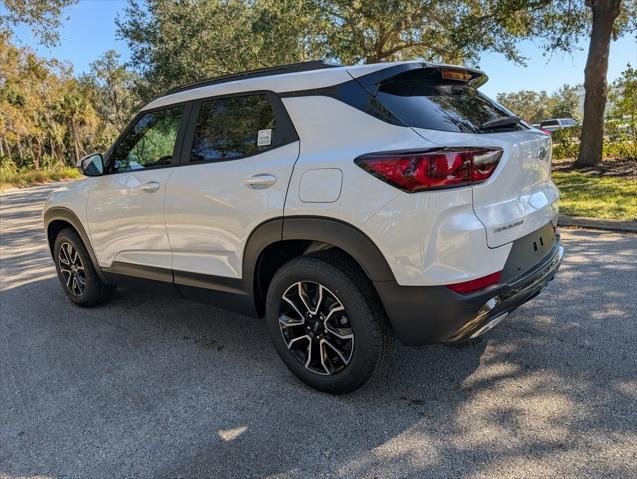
[355,147,502,193]
[541,129,552,135]
[447,271,501,294]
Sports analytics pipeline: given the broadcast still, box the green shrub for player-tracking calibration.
[0,163,82,189]
[603,140,637,159]
[550,125,637,160]
[551,126,581,159]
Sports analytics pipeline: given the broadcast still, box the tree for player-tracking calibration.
[576,0,632,167]
[81,50,140,144]
[0,34,134,168]
[497,85,582,125]
[497,90,553,124]
[606,63,637,157]
[550,84,582,120]
[315,0,589,65]
[0,0,78,45]
[116,0,595,101]
[117,0,326,100]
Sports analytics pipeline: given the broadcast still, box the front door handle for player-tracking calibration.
[243,174,277,190]
[139,181,161,193]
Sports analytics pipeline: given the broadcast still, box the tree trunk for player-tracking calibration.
[34,137,42,170]
[1,137,11,160]
[70,120,81,165]
[16,142,24,167]
[576,0,622,167]
[50,136,57,163]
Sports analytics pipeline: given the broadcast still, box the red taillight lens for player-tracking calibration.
[355,148,502,192]
[541,129,552,135]
[447,271,501,294]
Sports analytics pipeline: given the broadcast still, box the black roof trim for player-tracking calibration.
[164,60,343,96]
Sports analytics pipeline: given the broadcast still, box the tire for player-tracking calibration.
[265,252,394,394]
[52,227,115,307]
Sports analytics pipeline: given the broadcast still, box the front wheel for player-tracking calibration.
[265,254,394,394]
[53,228,115,307]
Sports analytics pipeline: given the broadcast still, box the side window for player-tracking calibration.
[190,94,276,163]
[109,106,184,173]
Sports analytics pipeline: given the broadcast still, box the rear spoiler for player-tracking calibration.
[352,62,488,96]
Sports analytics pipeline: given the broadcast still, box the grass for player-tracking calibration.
[0,165,82,190]
[552,171,637,221]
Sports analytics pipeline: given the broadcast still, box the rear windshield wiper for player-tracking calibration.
[481,116,522,130]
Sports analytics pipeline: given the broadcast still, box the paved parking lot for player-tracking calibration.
[1,183,636,478]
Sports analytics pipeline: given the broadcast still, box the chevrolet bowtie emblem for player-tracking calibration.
[537,147,548,160]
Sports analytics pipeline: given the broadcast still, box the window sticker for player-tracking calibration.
[257,129,272,147]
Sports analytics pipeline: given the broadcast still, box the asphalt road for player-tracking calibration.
[1,183,636,479]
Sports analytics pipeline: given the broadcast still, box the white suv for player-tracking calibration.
[44,61,563,393]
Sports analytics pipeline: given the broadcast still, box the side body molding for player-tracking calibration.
[43,207,108,282]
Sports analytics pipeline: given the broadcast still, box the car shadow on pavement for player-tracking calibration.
[1,231,635,479]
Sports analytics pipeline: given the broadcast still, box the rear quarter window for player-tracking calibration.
[190,94,276,163]
[376,69,524,134]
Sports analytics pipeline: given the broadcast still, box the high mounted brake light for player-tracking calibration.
[441,69,473,82]
[355,148,502,193]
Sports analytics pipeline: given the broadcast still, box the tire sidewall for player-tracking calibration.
[265,257,382,393]
[53,229,100,306]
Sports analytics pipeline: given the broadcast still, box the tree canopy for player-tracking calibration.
[497,85,582,124]
[0,34,138,168]
[1,0,635,172]
[0,0,78,45]
[115,0,606,100]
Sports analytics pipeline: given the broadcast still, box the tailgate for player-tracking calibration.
[412,129,559,247]
[471,131,558,247]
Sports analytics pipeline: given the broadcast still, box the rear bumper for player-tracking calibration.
[375,233,563,346]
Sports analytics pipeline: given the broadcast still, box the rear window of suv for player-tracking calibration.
[376,69,525,134]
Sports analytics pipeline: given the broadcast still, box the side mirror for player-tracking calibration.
[78,153,104,177]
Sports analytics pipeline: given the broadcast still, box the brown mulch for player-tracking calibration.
[552,157,637,179]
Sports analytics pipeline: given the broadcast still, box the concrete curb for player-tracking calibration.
[558,214,637,233]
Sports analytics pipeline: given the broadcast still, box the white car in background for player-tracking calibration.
[538,118,578,132]
[44,61,563,393]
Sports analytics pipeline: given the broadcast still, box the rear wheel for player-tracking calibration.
[265,253,394,394]
[53,228,115,307]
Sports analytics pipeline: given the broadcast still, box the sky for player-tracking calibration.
[8,0,637,98]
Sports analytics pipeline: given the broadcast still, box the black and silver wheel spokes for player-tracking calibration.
[58,242,86,297]
[278,281,354,375]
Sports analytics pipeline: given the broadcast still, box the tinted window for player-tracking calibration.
[110,106,184,173]
[541,120,559,127]
[376,69,525,134]
[190,94,276,163]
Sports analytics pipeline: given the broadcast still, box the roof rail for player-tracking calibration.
[164,60,343,96]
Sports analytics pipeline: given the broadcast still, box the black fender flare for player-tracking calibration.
[243,215,396,288]
[43,207,107,282]
[281,216,395,282]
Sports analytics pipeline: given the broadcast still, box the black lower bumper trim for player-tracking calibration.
[446,243,563,341]
[375,233,563,346]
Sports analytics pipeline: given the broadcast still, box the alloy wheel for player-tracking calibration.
[58,242,86,297]
[278,281,354,375]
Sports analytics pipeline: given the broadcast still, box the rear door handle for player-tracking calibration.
[139,181,161,193]
[243,174,277,190]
